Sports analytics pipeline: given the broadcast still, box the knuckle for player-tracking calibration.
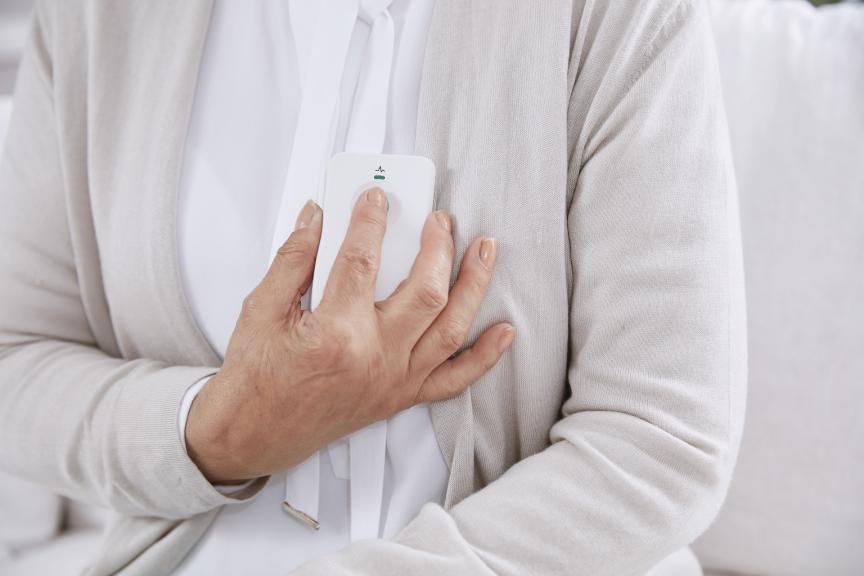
[415,279,448,312]
[467,268,490,294]
[425,371,462,402]
[276,236,313,263]
[482,349,500,372]
[438,318,467,353]
[240,291,267,317]
[355,209,387,233]
[341,338,367,368]
[311,317,360,365]
[328,318,354,344]
[341,245,380,278]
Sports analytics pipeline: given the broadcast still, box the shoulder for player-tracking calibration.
[566,0,715,119]
[31,0,212,109]
[564,0,721,191]
[33,0,208,32]
[32,1,212,75]
[569,0,711,77]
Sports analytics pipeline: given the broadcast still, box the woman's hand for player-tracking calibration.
[186,188,514,484]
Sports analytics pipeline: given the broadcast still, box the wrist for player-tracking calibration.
[185,372,255,484]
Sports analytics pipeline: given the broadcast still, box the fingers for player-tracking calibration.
[249,200,323,320]
[378,210,455,343]
[413,322,515,404]
[408,236,497,374]
[321,188,389,309]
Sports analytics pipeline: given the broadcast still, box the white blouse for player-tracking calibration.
[173,0,447,573]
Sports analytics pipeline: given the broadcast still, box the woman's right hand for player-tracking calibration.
[185,188,515,484]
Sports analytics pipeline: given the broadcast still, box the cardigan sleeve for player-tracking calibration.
[0,4,265,520]
[289,0,746,574]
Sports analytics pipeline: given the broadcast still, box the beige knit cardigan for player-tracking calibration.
[0,0,746,574]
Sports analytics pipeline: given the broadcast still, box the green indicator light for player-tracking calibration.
[374,175,385,180]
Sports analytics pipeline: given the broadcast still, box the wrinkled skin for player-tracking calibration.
[187,188,515,483]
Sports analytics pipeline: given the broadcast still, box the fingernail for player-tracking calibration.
[434,210,451,232]
[295,200,320,230]
[479,237,497,270]
[366,187,387,209]
[497,325,515,353]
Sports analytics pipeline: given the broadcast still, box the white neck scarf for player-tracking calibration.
[268,0,397,543]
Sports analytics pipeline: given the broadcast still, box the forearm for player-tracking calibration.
[289,414,734,576]
[0,5,262,520]
[0,339,264,518]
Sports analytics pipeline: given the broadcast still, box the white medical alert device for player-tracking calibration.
[311,152,436,308]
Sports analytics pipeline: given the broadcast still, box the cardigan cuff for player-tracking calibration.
[112,364,267,518]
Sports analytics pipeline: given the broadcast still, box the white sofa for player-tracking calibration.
[1,1,863,574]
[693,1,864,574]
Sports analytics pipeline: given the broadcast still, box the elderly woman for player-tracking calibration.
[0,0,745,574]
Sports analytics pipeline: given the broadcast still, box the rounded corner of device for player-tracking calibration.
[328,152,354,166]
[416,155,436,179]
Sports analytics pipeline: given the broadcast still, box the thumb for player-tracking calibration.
[255,200,323,318]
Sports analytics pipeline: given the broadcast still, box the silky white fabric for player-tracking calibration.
[174,0,445,573]
[271,0,398,540]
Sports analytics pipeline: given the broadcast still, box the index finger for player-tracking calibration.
[321,187,389,309]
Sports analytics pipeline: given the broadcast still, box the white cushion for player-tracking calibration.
[694,2,864,575]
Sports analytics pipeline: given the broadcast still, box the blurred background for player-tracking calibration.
[0,0,30,95]
[0,1,862,575]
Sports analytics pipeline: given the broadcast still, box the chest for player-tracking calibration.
[82,1,573,361]
[175,0,436,356]
[78,3,578,479]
